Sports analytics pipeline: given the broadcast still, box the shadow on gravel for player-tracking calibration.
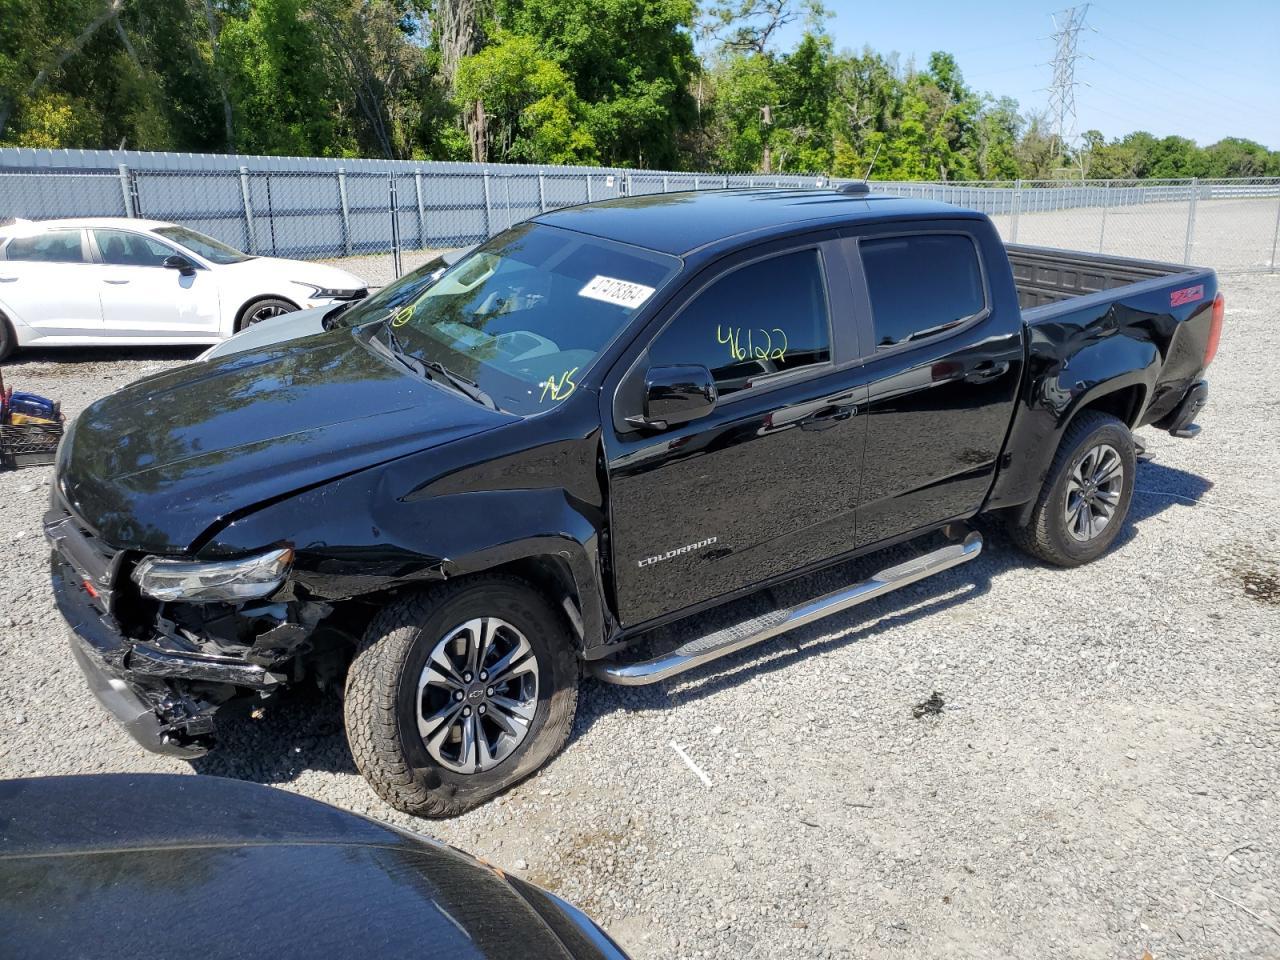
[190,685,357,785]
[572,458,1213,741]
[4,346,206,369]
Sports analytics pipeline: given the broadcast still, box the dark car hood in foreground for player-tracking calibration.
[60,330,513,552]
[0,774,626,960]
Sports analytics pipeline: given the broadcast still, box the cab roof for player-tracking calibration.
[533,189,982,257]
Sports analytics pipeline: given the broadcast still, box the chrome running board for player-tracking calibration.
[591,531,983,686]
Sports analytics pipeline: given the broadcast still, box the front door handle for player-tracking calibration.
[0,276,16,282]
[966,360,1010,384]
[103,279,130,285]
[801,401,857,431]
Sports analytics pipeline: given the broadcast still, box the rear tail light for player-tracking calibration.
[1204,293,1224,367]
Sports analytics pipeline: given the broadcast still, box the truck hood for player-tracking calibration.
[59,330,514,553]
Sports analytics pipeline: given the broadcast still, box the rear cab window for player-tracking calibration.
[860,234,986,349]
[648,248,833,398]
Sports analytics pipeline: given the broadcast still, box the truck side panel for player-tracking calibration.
[985,268,1218,515]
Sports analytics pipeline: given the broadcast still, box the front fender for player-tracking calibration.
[199,422,612,651]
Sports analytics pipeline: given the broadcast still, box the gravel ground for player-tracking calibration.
[1,273,1277,960]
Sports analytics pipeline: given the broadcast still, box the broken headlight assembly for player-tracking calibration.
[132,547,294,603]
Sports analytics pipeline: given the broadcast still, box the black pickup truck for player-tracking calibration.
[45,187,1223,816]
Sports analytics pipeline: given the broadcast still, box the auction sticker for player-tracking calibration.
[579,275,656,309]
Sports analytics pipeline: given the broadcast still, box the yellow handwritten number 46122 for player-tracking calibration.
[717,325,788,362]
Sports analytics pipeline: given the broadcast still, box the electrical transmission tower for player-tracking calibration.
[1047,4,1090,160]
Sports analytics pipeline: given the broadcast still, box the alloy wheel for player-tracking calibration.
[247,303,289,325]
[1064,442,1124,542]
[416,617,539,774]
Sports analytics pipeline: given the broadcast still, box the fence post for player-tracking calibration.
[238,166,257,254]
[388,174,402,279]
[1097,179,1110,253]
[723,175,729,189]
[662,175,669,193]
[337,167,352,256]
[625,170,632,197]
[538,171,546,212]
[694,175,700,191]
[414,170,426,249]
[585,172,593,202]
[1183,177,1199,264]
[1010,179,1022,243]
[482,172,492,237]
[1270,189,1280,274]
[117,164,134,217]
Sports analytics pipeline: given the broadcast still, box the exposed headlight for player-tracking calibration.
[292,281,366,300]
[132,547,294,602]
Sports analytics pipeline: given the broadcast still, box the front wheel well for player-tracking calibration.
[486,556,585,643]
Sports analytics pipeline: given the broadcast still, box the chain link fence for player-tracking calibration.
[861,177,1280,273]
[1,161,1276,287]
[0,163,825,288]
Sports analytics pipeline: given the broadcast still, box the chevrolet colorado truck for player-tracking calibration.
[46,187,1223,817]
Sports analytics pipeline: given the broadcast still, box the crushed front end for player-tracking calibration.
[45,493,343,758]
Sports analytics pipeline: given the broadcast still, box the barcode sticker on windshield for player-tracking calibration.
[578,275,656,309]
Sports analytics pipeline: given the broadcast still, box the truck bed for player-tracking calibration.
[1006,244,1203,313]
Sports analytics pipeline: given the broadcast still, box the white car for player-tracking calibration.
[0,218,367,360]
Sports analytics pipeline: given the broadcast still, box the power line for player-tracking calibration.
[1046,4,1090,159]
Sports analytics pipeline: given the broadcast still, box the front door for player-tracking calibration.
[90,228,220,336]
[604,241,867,628]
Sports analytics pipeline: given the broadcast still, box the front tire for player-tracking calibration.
[1010,411,1136,567]
[236,297,296,331]
[344,575,579,817]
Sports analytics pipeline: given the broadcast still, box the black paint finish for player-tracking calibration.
[0,774,629,960]
[45,189,1220,756]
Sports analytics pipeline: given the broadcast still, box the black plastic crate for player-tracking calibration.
[1,421,64,469]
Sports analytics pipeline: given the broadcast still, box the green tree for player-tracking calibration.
[498,0,698,168]
[454,31,595,163]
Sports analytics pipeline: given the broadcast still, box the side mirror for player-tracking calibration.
[163,254,196,277]
[632,364,717,429]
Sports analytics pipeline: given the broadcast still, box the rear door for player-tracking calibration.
[845,226,1025,546]
[603,235,868,628]
[0,228,102,337]
[89,228,220,336]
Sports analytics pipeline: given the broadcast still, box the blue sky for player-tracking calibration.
[771,0,1280,149]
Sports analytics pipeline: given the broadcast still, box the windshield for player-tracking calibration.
[337,255,453,327]
[155,225,253,264]
[382,223,680,415]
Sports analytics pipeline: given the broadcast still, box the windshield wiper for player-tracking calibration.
[422,358,499,411]
[377,322,498,411]
[368,323,427,379]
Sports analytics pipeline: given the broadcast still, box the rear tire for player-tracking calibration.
[236,297,296,331]
[344,575,579,818]
[0,314,16,362]
[1010,411,1136,567]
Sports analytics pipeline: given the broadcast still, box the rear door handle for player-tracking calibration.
[966,360,1010,383]
[103,279,130,285]
[0,276,16,282]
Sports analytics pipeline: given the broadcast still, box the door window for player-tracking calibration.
[860,234,985,349]
[649,248,832,397]
[2,230,85,263]
[93,229,177,267]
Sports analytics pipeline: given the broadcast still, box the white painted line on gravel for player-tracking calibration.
[669,741,712,787]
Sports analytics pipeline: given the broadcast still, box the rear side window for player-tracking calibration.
[860,234,985,349]
[649,249,831,397]
[3,230,85,263]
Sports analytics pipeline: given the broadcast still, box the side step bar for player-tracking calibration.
[591,530,983,686]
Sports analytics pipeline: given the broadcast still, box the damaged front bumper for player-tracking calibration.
[51,555,284,758]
